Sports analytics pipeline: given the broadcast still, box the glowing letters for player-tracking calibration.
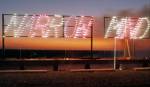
[105,16,150,39]
[5,13,93,38]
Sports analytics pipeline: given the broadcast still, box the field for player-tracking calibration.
[0,70,150,87]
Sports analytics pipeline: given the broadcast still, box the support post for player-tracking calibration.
[2,14,5,58]
[91,19,93,59]
[114,37,117,70]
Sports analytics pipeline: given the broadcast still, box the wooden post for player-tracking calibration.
[2,14,5,58]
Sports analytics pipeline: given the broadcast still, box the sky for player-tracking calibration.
[0,0,150,51]
[0,0,149,16]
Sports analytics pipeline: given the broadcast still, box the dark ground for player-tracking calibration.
[0,70,150,87]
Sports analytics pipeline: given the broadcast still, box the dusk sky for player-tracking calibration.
[0,0,149,16]
[0,0,150,51]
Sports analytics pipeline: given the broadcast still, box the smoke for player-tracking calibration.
[117,4,150,17]
[139,4,150,16]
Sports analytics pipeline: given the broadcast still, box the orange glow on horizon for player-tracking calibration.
[2,38,123,50]
[0,38,150,51]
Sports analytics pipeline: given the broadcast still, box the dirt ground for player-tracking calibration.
[0,70,150,87]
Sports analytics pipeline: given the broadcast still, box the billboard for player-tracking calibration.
[104,16,150,39]
[4,13,94,38]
